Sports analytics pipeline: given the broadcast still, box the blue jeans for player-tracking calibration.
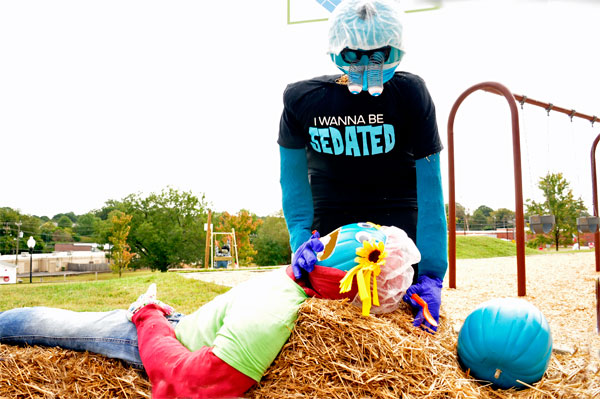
[0,307,183,368]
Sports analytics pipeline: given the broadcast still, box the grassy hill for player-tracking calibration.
[455,236,540,259]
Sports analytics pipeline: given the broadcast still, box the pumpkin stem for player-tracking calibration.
[494,369,502,379]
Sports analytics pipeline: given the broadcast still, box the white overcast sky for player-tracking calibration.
[1,0,599,218]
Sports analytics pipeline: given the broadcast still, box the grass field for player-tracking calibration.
[0,270,229,313]
[455,235,540,258]
[1,236,592,313]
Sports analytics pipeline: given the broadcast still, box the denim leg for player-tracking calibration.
[0,307,143,367]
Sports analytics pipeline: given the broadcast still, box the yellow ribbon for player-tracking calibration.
[339,259,382,316]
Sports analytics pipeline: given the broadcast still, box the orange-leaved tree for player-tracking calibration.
[108,212,136,277]
[214,210,262,266]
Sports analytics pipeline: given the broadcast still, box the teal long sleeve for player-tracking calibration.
[415,153,448,279]
[280,146,314,252]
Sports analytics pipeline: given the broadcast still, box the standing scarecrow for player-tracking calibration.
[279,0,447,332]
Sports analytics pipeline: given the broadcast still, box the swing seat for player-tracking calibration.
[529,215,555,234]
[577,217,599,234]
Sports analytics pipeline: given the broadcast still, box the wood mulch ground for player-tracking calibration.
[443,251,599,357]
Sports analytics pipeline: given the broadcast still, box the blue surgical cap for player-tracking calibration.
[327,0,405,55]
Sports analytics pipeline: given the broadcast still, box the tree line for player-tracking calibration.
[0,187,292,271]
[1,172,588,271]
[449,172,589,250]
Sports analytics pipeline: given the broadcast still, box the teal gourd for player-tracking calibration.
[316,222,386,271]
[457,298,552,389]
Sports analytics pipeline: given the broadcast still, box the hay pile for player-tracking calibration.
[247,298,600,399]
[0,298,598,398]
[0,343,151,398]
[2,252,599,398]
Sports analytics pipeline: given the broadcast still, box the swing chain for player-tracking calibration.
[569,110,576,122]
[545,103,553,116]
[519,95,527,110]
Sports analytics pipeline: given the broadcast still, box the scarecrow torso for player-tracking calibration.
[174,268,308,382]
[278,72,442,235]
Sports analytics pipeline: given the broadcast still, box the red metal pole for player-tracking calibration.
[447,101,457,289]
[591,134,600,272]
[447,82,527,296]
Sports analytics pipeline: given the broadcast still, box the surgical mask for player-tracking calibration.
[346,50,386,96]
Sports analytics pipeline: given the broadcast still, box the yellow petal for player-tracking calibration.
[355,246,369,258]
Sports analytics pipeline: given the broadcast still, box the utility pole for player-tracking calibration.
[14,221,22,265]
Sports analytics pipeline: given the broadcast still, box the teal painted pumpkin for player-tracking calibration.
[457,298,552,389]
[316,222,387,271]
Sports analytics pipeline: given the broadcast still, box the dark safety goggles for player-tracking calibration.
[340,46,392,64]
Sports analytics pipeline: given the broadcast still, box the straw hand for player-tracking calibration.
[127,283,175,321]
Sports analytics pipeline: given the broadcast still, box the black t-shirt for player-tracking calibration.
[278,72,442,236]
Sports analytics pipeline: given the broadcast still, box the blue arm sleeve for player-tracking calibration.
[416,152,448,279]
[280,146,313,252]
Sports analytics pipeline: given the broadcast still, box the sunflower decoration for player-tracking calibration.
[339,239,388,316]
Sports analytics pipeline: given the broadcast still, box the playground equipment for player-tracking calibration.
[210,230,239,269]
[203,210,240,269]
[529,215,555,234]
[596,278,600,335]
[447,81,527,295]
[577,216,599,234]
[448,81,600,296]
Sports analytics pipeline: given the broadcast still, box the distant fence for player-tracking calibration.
[67,263,110,272]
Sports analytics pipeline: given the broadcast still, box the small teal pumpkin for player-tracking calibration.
[316,222,387,271]
[457,298,552,389]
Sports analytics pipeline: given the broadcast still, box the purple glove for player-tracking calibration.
[291,231,324,279]
[403,274,443,333]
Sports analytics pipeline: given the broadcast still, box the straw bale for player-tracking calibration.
[1,252,598,398]
[248,298,600,399]
[0,344,151,398]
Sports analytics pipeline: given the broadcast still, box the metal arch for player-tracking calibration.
[591,134,600,272]
[447,81,527,296]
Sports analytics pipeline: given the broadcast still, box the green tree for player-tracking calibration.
[491,208,515,228]
[40,221,57,243]
[214,209,262,266]
[108,212,135,277]
[252,211,292,266]
[52,212,77,224]
[74,213,100,241]
[526,172,586,251]
[93,200,123,221]
[57,215,73,229]
[92,202,128,245]
[52,229,73,243]
[446,202,467,230]
[0,207,22,255]
[122,187,208,272]
[471,205,494,230]
[0,208,44,255]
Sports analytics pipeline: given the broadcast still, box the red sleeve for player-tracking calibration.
[132,304,256,399]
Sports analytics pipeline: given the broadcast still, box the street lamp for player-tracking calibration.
[27,236,36,284]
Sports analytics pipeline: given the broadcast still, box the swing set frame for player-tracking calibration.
[447,81,600,297]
